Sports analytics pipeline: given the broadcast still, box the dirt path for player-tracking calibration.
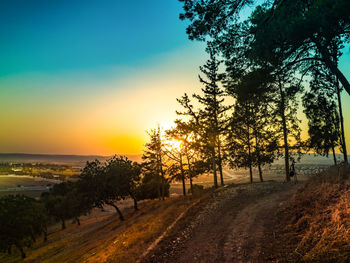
[142,181,299,263]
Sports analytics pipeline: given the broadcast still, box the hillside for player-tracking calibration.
[2,167,350,262]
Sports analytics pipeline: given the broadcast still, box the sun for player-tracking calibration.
[165,139,183,152]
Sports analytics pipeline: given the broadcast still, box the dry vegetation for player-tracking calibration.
[272,166,350,262]
[0,190,210,263]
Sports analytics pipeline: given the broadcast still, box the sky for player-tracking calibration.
[0,0,349,155]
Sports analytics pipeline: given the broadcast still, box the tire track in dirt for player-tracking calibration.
[142,181,298,263]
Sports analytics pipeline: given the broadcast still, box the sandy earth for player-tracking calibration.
[142,181,299,263]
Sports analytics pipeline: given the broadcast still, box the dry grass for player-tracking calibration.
[275,165,350,262]
[0,192,208,263]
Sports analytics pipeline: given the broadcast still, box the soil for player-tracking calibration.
[141,181,299,263]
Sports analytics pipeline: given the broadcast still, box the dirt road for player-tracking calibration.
[142,181,299,263]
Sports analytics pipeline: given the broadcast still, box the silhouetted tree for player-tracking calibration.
[142,127,169,200]
[169,120,207,193]
[179,0,350,96]
[0,195,48,259]
[105,156,141,210]
[177,52,230,188]
[303,63,346,165]
[78,160,126,221]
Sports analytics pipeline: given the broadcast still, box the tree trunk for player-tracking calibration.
[43,229,48,242]
[217,140,224,186]
[279,82,290,182]
[161,177,165,200]
[249,164,253,184]
[336,79,348,164]
[75,217,80,226]
[7,246,11,255]
[189,176,193,193]
[61,218,66,230]
[157,174,161,200]
[247,137,253,184]
[258,163,263,182]
[187,154,194,193]
[247,115,253,184]
[31,233,36,242]
[180,154,186,196]
[20,248,26,259]
[15,244,25,259]
[159,153,166,200]
[212,148,218,188]
[255,133,263,182]
[106,202,124,221]
[313,38,350,96]
[181,176,186,196]
[332,145,337,166]
[325,57,350,96]
[129,191,138,211]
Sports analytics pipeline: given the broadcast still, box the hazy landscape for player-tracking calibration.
[2,1,350,263]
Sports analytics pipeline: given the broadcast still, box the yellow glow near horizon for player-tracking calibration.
[0,46,205,155]
[165,139,183,152]
[1,45,350,156]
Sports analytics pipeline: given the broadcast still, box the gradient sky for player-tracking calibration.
[0,1,349,155]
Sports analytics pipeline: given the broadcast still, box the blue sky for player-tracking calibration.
[0,0,349,155]
[0,0,190,76]
[0,0,209,154]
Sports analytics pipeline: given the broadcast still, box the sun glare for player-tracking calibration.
[165,139,183,152]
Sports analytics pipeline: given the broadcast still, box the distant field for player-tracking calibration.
[0,166,316,198]
[0,176,52,187]
[0,176,54,198]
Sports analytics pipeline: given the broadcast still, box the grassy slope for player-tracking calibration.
[272,166,350,262]
[0,192,210,263]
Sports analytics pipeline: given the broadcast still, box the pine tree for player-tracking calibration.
[142,127,169,200]
[193,50,230,187]
[303,65,344,165]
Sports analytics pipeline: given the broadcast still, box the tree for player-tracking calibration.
[164,135,188,196]
[78,160,126,221]
[303,92,340,165]
[136,172,170,200]
[195,50,230,186]
[168,119,207,193]
[179,0,350,96]
[228,99,255,183]
[303,66,344,165]
[142,127,169,200]
[0,195,48,259]
[227,69,278,182]
[105,156,141,210]
[41,182,90,229]
[177,51,230,188]
[179,0,350,170]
